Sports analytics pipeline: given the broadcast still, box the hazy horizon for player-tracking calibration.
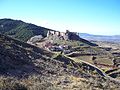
[0,0,120,35]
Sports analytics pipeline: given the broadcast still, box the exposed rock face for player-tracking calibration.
[27,35,43,44]
[65,31,80,41]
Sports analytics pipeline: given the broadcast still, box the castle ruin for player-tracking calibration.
[47,30,80,41]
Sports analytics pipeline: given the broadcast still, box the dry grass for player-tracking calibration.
[75,56,94,64]
[1,73,120,90]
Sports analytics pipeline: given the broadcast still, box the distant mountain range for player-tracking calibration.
[79,33,120,42]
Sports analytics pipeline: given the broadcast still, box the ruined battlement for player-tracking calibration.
[47,30,65,37]
[47,30,80,41]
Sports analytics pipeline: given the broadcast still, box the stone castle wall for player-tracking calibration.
[47,30,80,41]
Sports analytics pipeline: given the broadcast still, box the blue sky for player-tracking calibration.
[0,0,120,35]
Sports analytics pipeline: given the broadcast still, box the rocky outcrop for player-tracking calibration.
[46,30,98,46]
[27,35,43,44]
[65,30,80,41]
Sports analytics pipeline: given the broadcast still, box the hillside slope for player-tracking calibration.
[0,18,97,46]
[0,34,120,89]
[0,18,52,41]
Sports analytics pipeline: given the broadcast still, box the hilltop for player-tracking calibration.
[0,18,51,41]
[0,18,97,46]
